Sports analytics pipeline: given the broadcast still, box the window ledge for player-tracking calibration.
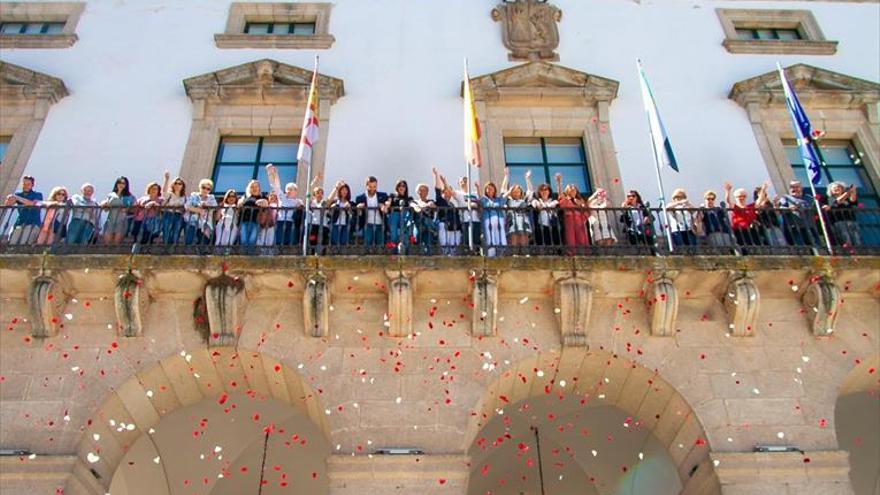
[723,39,838,55]
[0,34,78,49]
[214,33,335,50]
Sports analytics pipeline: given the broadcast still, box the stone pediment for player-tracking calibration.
[465,62,618,104]
[729,64,880,109]
[183,59,345,105]
[0,61,69,104]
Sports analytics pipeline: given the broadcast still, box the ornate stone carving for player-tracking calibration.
[304,271,330,338]
[472,271,499,338]
[491,0,562,62]
[203,274,246,347]
[114,272,148,338]
[801,277,842,337]
[386,271,414,338]
[554,275,591,346]
[27,274,66,338]
[646,276,678,337]
[722,274,760,337]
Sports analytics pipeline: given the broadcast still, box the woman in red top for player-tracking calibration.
[554,173,589,255]
[725,181,768,247]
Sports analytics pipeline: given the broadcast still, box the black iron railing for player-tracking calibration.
[0,204,877,256]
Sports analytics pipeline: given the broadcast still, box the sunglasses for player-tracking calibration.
[705,196,716,200]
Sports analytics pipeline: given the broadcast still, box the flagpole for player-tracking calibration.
[301,55,319,256]
[637,60,675,253]
[776,63,834,255]
[464,58,475,253]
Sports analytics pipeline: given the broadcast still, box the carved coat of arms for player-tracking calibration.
[492,0,562,61]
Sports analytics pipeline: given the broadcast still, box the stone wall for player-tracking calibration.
[0,254,877,494]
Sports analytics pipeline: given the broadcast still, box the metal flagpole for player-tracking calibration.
[807,142,834,255]
[638,60,675,252]
[464,58,475,253]
[531,426,546,495]
[301,55,319,256]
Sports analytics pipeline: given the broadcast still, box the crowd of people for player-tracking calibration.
[1,164,867,255]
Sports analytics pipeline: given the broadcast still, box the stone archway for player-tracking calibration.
[465,349,721,495]
[64,348,329,495]
[835,353,880,495]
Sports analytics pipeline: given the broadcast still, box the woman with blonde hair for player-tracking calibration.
[238,180,268,247]
[587,187,617,246]
[36,186,70,245]
[502,169,533,250]
[555,173,589,254]
[667,188,700,247]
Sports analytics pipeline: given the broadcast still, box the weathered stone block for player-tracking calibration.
[114,272,149,338]
[471,271,498,338]
[801,277,842,337]
[303,271,330,338]
[553,274,591,346]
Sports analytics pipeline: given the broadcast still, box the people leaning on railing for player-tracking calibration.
[1,167,875,255]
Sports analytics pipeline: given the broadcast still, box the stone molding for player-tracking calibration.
[465,62,624,203]
[491,0,562,61]
[711,451,852,489]
[646,275,679,337]
[0,2,84,49]
[716,8,837,55]
[721,273,760,337]
[327,455,470,493]
[113,272,149,338]
[386,270,414,337]
[27,273,69,338]
[471,270,499,338]
[801,275,842,337]
[303,271,330,338]
[0,61,69,197]
[203,274,246,347]
[553,273,591,346]
[215,2,334,50]
[729,64,880,195]
[179,59,344,194]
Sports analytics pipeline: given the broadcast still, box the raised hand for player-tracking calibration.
[723,181,732,191]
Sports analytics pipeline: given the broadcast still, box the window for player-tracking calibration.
[0,2,84,49]
[785,140,878,208]
[0,137,9,163]
[244,22,316,35]
[504,138,592,194]
[0,22,65,35]
[716,9,837,55]
[215,3,335,49]
[735,27,801,41]
[212,137,298,194]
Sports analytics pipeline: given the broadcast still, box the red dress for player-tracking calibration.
[559,196,589,249]
[731,203,757,230]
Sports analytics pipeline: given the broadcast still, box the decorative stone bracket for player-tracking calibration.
[802,277,842,337]
[722,274,760,337]
[646,276,678,337]
[554,274,591,346]
[27,274,68,338]
[114,272,149,337]
[303,271,330,338]
[203,274,246,347]
[471,271,499,338]
[386,271,414,338]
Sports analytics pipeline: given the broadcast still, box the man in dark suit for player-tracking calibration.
[355,176,388,248]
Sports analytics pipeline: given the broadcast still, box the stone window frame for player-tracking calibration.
[0,62,69,197]
[214,2,335,50]
[729,64,880,195]
[466,62,624,204]
[0,2,85,49]
[179,59,344,193]
[716,8,838,55]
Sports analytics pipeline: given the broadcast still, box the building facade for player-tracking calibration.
[0,1,879,495]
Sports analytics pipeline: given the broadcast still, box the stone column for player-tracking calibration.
[721,274,760,337]
[386,271,414,338]
[304,271,330,338]
[801,277,842,337]
[646,275,678,337]
[27,274,67,338]
[203,274,246,347]
[114,272,148,338]
[711,451,854,495]
[553,274,591,346]
[327,455,470,495]
[471,271,498,338]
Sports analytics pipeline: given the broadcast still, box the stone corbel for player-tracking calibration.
[801,276,842,337]
[553,273,591,347]
[114,272,149,337]
[471,271,499,338]
[721,273,760,337]
[645,274,678,337]
[27,273,69,338]
[303,271,330,338]
[386,271,414,338]
[203,274,246,347]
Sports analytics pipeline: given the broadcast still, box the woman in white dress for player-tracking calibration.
[587,188,617,246]
[214,190,239,246]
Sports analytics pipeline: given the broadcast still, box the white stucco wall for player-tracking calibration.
[2,0,879,202]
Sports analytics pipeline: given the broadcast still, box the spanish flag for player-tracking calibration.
[463,61,482,168]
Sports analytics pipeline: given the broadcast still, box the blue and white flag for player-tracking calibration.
[777,63,822,185]
[637,60,679,172]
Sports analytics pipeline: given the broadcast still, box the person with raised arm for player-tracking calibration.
[161,171,187,245]
[503,169,533,250]
[822,181,862,247]
[587,187,617,247]
[451,174,480,253]
[328,179,354,249]
[555,173,589,254]
[266,164,303,249]
[434,167,463,255]
[531,180,560,250]
[666,188,700,248]
[725,181,766,249]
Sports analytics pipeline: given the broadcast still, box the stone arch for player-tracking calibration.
[465,349,721,495]
[835,353,879,495]
[65,347,329,495]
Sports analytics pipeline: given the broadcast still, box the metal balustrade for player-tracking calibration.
[0,204,877,256]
